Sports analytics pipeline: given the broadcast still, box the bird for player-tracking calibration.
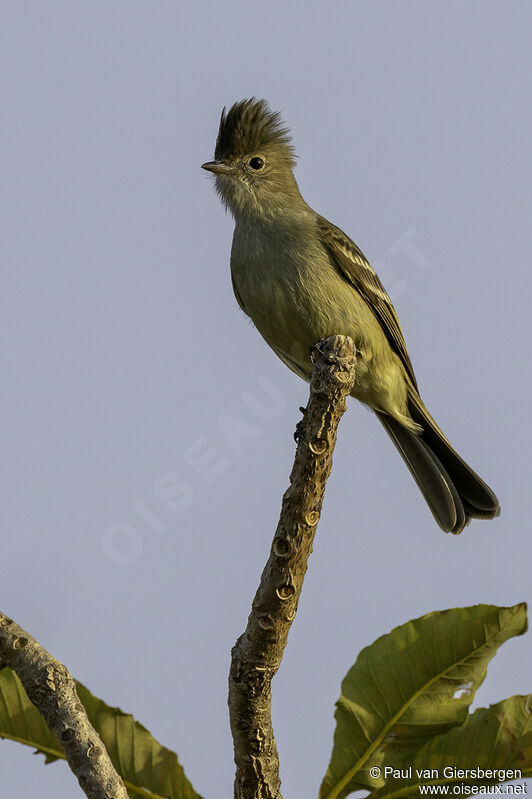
[201,98,500,534]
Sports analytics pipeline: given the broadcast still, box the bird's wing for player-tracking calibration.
[317,214,418,389]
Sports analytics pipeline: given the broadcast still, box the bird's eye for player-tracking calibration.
[248,157,265,170]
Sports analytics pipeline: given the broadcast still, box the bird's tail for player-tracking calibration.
[375,389,500,534]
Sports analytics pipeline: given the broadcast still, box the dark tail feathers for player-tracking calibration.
[376,389,500,534]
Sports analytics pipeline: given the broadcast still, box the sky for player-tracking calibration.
[1,2,531,797]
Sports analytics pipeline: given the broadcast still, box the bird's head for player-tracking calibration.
[202,98,302,219]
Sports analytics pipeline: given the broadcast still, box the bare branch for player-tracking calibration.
[0,613,128,799]
[228,335,357,799]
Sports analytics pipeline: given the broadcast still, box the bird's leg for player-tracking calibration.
[310,340,327,365]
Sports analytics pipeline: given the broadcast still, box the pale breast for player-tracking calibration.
[229,216,406,415]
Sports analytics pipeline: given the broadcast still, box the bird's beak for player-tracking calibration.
[201,160,235,176]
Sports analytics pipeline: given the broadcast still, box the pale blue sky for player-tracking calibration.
[1,2,531,796]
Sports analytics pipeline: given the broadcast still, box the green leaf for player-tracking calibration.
[320,604,527,799]
[0,665,62,764]
[370,695,532,799]
[0,668,202,799]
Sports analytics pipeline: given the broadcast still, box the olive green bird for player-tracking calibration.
[202,98,500,534]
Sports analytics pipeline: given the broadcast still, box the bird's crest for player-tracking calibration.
[214,98,296,166]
